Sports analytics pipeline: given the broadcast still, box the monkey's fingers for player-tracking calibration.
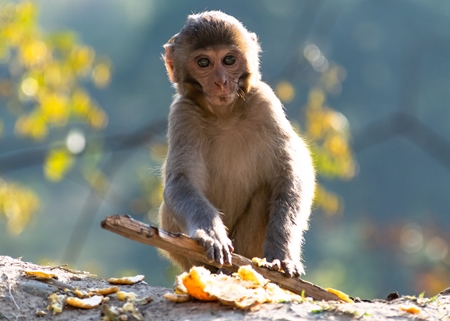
[260,259,304,278]
[194,237,226,266]
[196,238,218,264]
[213,244,225,266]
[223,243,234,266]
[213,240,234,266]
[192,229,234,266]
[269,259,281,271]
[280,260,305,278]
[256,259,281,271]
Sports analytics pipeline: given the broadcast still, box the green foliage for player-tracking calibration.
[276,59,355,216]
[0,1,111,234]
[0,179,39,235]
[0,1,110,140]
[0,2,355,235]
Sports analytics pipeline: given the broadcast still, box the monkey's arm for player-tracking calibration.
[264,136,315,277]
[162,103,234,266]
[163,172,234,266]
[254,92,315,277]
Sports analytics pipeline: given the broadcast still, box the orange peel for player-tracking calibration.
[400,306,421,314]
[47,293,65,314]
[252,257,268,266]
[181,267,217,301]
[25,270,57,279]
[90,286,119,296]
[108,275,144,285]
[163,292,191,303]
[237,265,268,286]
[73,289,89,298]
[66,295,103,309]
[166,265,303,309]
[116,291,137,301]
[326,288,354,303]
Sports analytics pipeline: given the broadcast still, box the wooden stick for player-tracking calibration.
[101,215,339,301]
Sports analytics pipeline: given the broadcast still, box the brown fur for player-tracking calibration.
[158,11,315,276]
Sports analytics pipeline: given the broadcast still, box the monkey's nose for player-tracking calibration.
[214,80,227,91]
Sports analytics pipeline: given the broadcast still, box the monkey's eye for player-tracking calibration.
[197,58,211,68]
[223,55,236,66]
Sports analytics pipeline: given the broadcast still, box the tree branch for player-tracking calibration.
[101,214,339,302]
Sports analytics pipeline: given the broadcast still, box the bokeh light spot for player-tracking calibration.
[275,81,295,103]
[400,223,423,253]
[66,130,86,154]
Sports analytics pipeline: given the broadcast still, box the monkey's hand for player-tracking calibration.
[263,256,305,278]
[191,222,234,267]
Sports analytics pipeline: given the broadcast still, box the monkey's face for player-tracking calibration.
[188,47,246,107]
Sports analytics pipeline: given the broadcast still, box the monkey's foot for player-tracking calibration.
[254,258,305,278]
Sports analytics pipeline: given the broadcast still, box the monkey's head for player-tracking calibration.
[163,11,261,109]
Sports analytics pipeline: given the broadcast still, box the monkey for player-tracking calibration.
[158,11,315,277]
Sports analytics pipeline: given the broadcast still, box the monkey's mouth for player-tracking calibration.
[206,94,236,106]
[217,95,236,106]
[219,95,233,102]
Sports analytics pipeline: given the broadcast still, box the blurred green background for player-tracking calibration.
[1,0,450,299]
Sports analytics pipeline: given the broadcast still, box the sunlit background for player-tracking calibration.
[1,0,450,299]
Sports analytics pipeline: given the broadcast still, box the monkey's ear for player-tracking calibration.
[163,43,178,83]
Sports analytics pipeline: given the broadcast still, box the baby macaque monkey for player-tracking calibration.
[158,11,315,277]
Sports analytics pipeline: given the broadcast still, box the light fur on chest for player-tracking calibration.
[203,120,274,216]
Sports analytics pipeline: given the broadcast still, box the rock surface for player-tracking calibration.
[1,255,449,321]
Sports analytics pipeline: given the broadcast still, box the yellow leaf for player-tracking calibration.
[325,135,348,156]
[17,1,36,24]
[92,61,111,88]
[70,46,95,75]
[72,90,91,116]
[314,185,343,216]
[48,31,77,51]
[20,40,49,67]
[44,149,74,182]
[40,93,69,124]
[87,107,108,129]
[0,181,39,235]
[15,113,48,140]
[275,81,295,103]
[43,62,63,88]
[307,88,325,109]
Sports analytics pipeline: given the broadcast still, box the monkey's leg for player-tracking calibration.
[158,203,193,271]
[228,186,270,259]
